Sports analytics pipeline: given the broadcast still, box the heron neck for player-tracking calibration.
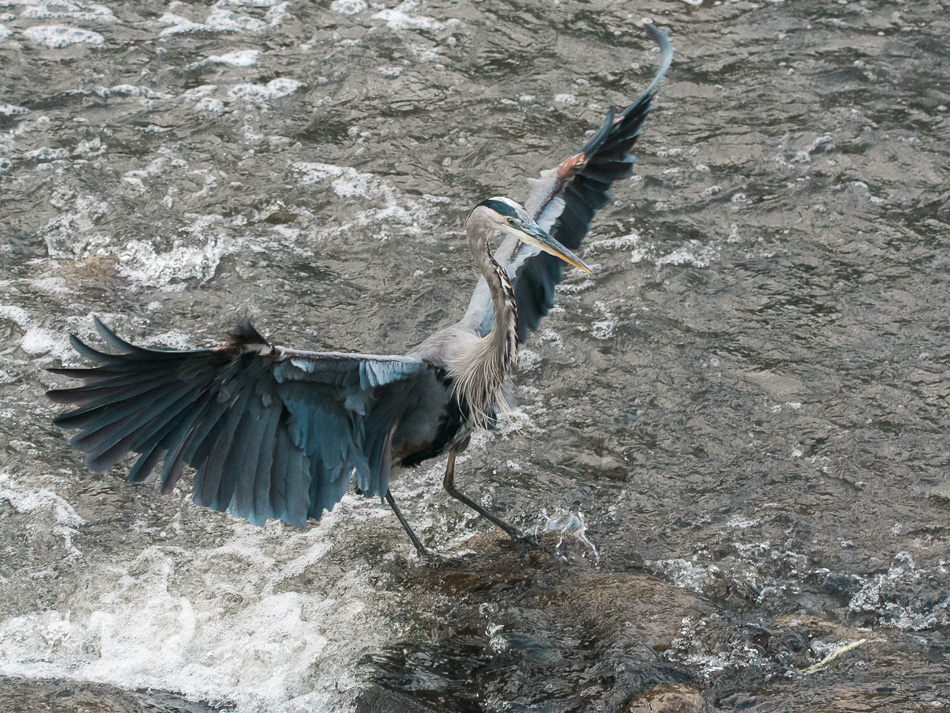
[477,231,519,374]
[451,218,519,426]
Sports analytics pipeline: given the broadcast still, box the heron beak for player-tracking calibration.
[516,223,593,274]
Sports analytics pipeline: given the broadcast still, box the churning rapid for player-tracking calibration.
[1,1,948,711]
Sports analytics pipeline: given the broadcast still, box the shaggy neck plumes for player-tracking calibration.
[449,211,519,427]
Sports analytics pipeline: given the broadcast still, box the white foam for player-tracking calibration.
[21,1,116,23]
[218,0,281,6]
[517,348,541,372]
[0,473,83,528]
[92,84,173,101]
[292,162,347,185]
[590,319,615,340]
[630,240,719,268]
[0,518,399,711]
[116,214,234,288]
[727,515,762,529]
[0,304,30,328]
[25,146,69,161]
[555,279,595,295]
[588,233,641,252]
[293,162,403,204]
[181,84,218,99]
[331,0,366,14]
[228,77,302,101]
[42,194,111,258]
[291,162,378,199]
[849,552,949,631]
[330,171,374,198]
[290,162,434,238]
[0,304,72,360]
[196,96,224,112]
[0,472,83,559]
[158,9,266,35]
[585,300,615,340]
[145,329,202,350]
[180,85,224,112]
[0,23,9,44]
[655,244,717,267]
[209,48,259,66]
[264,2,289,26]
[371,0,443,31]
[103,84,163,98]
[23,24,104,47]
[554,93,577,105]
[20,327,65,356]
[117,151,180,194]
[648,557,719,592]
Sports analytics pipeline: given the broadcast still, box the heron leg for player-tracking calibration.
[442,449,526,541]
[385,490,429,558]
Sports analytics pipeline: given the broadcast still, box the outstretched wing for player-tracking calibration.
[47,318,438,528]
[463,24,672,341]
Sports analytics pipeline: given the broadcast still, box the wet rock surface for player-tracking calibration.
[0,675,225,713]
[355,533,948,710]
[627,684,710,713]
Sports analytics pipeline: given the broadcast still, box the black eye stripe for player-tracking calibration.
[476,198,522,221]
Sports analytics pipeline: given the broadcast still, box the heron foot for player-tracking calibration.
[513,530,540,547]
[495,522,536,545]
[415,547,443,566]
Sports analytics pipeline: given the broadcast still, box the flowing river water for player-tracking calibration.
[1,0,948,711]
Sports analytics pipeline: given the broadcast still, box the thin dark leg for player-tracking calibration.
[442,449,526,541]
[385,490,428,557]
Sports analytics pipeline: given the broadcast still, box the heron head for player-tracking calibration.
[473,197,593,274]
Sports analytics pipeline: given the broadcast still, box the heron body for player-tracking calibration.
[48,26,672,556]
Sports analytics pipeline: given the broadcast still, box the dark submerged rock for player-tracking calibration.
[0,676,224,713]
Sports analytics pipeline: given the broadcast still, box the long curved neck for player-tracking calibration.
[471,217,519,370]
[450,214,519,426]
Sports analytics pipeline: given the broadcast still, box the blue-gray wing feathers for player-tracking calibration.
[48,318,436,528]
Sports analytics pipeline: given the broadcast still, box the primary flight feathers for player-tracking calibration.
[49,317,438,528]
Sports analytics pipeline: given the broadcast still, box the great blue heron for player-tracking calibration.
[48,25,672,558]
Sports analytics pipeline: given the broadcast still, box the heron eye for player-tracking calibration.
[507,218,515,225]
